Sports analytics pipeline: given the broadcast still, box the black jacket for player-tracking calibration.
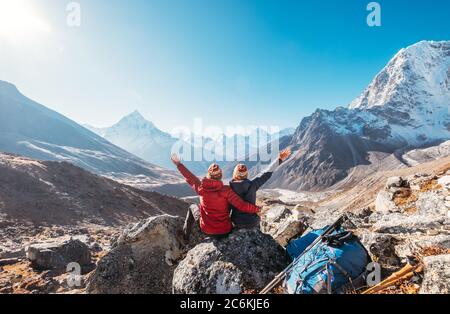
[229,172,273,228]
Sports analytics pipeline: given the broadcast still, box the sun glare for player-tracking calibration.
[0,0,51,42]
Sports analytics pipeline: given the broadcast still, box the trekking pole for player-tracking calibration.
[259,214,348,294]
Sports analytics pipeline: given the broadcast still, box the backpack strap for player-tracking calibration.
[322,231,356,247]
[330,261,356,292]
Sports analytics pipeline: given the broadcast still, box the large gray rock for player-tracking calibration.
[262,205,309,247]
[309,208,345,230]
[416,192,447,215]
[375,177,413,214]
[375,191,399,213]
[26,238,91,271]
[373,213,448,234]
[420,254,450,294]
[371,175,449,235]
[264,205,291,224]
[386,176,409,189]
[0,246,24,260]
[86,215,185,294]
[357,231,401,269]
[172,229,289,294]
[270,215,308,247]
[395,235,450,260]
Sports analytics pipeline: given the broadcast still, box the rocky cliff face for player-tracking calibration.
[258,41,450,191]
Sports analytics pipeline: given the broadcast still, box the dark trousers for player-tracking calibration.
[183,205,230,242]
[183,205,197,242]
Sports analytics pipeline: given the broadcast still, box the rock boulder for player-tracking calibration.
[375,191,399,213]
[262,205,309,247]
[386,176,409,189]
[270,215,308,247]
[172,229,289,294]
[26,238,91,272]
[420,254,450,294]
[264,205,290,224]
[86,215,185,294]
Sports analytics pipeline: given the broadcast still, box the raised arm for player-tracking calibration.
[251,147,292,190]
[227,189,260,214]
[171,154,201,194]
[251,172,274,191]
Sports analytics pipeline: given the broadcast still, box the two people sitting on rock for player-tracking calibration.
[171,154,260,241]
[171,147,292,241]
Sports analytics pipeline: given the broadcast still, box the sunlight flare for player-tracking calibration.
[0,0,51,41]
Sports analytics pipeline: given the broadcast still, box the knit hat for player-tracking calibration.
[207,163,223,180]
[233,164,248,181]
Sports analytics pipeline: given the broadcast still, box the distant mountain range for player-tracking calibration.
[85,111,215,175]
[1,40,448,194]
[0,81,189,195]
[85,111,295,175]
[249,40,450,190]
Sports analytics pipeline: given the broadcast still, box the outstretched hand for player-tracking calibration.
[171,153,181,166]
[279,147,292,162]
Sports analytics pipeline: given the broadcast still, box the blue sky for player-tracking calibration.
[0,0,449,133]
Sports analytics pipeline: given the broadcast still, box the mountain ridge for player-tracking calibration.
[0,81,186,193]
[253,40,450,191]
[87,110,295,174]
[0,152,188,226]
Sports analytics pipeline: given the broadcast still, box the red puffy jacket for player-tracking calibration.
[177,163,260,235]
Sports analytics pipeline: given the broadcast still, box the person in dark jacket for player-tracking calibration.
[229,148,292,229]
[171,154,260,241]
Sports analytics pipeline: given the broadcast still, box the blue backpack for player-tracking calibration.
[284,227,371,294]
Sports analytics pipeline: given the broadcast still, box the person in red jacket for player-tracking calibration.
[171,154,260,240]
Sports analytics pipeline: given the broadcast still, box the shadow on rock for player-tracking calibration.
[172,229,289,294]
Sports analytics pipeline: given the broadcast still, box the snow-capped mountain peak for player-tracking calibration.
[319,40,450,146]
[87,111,182,170]
[349,40,450,111]
[258,40,450,191]
[115,110,156,130]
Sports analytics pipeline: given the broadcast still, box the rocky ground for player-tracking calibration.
[0,224,118,294]
[259,169,450,294]
[82,159,449,294]
[1,156,449,294]
[0,153,190,294]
